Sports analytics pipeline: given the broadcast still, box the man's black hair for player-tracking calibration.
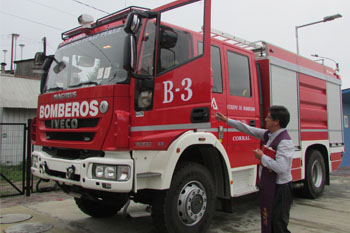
[268,105,290,128]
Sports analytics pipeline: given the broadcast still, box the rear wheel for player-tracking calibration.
[75,195,128,218]
[303,150,326,198]
[152,162,216,233]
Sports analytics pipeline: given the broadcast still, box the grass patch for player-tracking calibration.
[0,163,24,182]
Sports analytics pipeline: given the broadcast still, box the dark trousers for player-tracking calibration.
[272,182,293,233]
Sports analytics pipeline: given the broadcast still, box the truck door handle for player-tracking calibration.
[190,107,209,123]
[249,120,256,127]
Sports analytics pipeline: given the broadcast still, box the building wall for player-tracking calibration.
[0,108,37,165]
[342,103,350,167]
[0,70,40,165]
[1,108,36,123]
[14,59,41,79]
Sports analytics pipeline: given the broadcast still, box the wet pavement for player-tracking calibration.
[1,166,349,233]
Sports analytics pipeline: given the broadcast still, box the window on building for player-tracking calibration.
[344,115,349,128]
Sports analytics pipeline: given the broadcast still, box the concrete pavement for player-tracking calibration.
[1,167,349,233]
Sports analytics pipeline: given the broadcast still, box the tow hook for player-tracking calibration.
[66,165,76,180]
[39,162,47,174]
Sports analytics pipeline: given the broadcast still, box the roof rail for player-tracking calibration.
[211,28,263,50]
[62,6,150,40]
[96,6,150,26]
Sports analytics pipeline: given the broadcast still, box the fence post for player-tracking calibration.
[26,119,32,197]
[22,122,26,194]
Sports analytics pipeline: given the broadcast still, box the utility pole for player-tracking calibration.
[42,37,47,55]
[296,14,342,55]
[10,33,20,71]
[1,49,7,73]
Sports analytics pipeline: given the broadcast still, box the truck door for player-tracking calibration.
[224,47,261,168]
[131,0,212,150]
[199,42,227,145]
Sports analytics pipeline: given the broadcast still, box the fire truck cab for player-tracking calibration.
[31,0,344,232]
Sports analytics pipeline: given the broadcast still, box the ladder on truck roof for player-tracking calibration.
[211,28,263,51]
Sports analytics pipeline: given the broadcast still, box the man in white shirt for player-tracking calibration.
[216,105,294,233]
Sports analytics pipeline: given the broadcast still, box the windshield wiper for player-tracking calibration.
[46,86,65,92]
[69,81,99,88]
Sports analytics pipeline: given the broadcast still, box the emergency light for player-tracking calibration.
[78,14,94,28]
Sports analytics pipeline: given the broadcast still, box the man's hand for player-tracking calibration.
[216,112,228,122]
[253,149,264,160]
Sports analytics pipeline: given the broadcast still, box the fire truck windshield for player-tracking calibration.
[44,27,128,93]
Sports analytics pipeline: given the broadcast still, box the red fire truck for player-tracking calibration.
[31,0,344,232]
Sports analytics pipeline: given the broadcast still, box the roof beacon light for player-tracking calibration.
[78,14,95,28]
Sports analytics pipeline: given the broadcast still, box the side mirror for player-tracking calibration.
[40,74,47,94]
[53,61,67,74]
[124,11,157,34]
[160,26,178,49]
[123,35,136,72]
[34,52,46,65]
[33,53,52,94]
[124,13,142,34]
[42,56,54,71]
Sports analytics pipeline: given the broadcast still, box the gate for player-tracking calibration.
[0,121,58,198]
[0,123,26,197]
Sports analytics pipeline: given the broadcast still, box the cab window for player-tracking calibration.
[198,42,223,93]
[138,21,156,76]
[227,50,251,97]
[157,26,194,74]
[158,1,204,75]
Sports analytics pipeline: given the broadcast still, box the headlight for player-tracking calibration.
[32,155,39,169]
[92,164,130,181]
[117,166,130,181]
[105,166,117,179]
[95,165,104,178]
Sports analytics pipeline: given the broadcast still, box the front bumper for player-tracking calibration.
[31,150,133,193]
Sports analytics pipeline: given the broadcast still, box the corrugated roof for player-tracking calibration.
[0,74,40,109]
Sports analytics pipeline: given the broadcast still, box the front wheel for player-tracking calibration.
[152,162,216,233]
[303,150,326,198]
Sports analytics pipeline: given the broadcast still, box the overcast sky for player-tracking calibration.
[1,0,349,88]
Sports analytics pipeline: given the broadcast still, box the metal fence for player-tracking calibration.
[0,121,57,198]
[0,123,26,197]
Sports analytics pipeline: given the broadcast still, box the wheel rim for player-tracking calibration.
[177,181,207,226]
[311,160,323,188]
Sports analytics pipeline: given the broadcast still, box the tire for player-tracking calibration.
[152,162,216,233]
[75,196,127,218]
[303,150,326,198]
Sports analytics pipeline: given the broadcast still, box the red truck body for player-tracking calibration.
[31,1,344,232]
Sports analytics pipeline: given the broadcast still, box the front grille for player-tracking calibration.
[46,132,95,141]
[43,147,104,160]
[45,118,99,129]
